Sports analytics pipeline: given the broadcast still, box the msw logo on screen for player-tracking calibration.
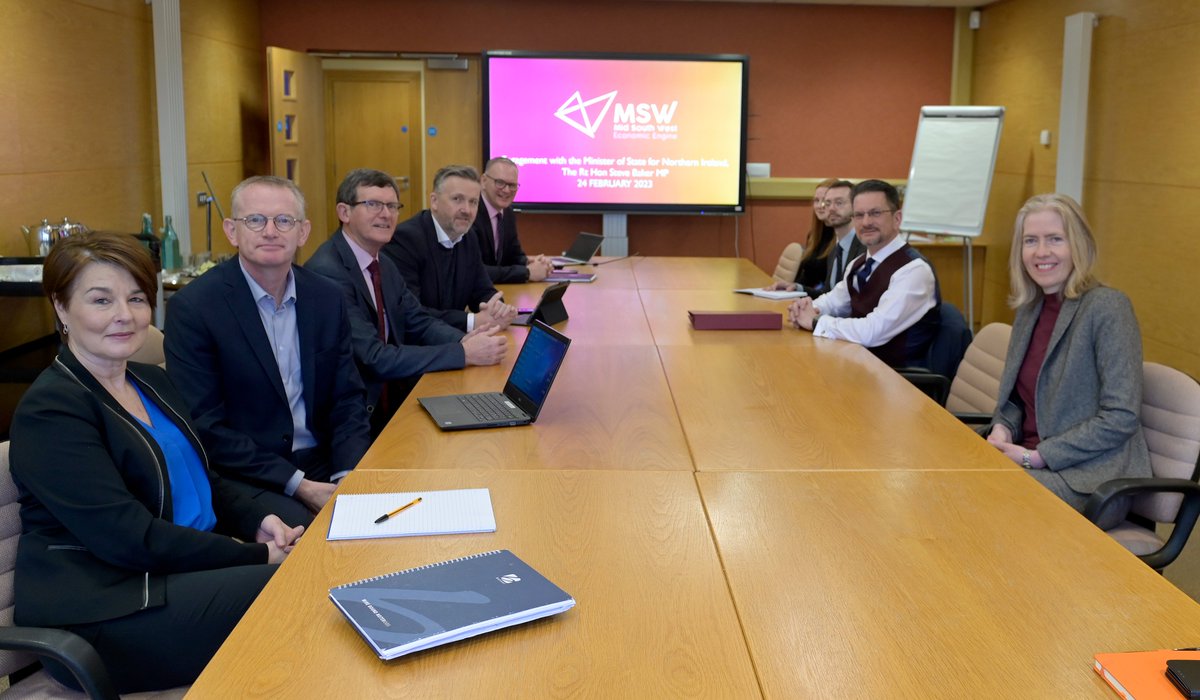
[555,90,678,138]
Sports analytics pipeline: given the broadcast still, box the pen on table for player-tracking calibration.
[375,497,422,524]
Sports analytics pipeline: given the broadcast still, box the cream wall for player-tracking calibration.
[973,0,1200,378]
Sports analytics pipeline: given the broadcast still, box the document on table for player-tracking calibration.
[327,488,497,540]
[734,288,807,300]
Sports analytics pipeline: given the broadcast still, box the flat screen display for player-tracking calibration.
[483,51,749,214]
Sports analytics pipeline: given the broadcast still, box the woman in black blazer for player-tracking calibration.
[10,233,304,692]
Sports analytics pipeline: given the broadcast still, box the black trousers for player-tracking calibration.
[219,446,345,527]
[47,564,276,693]
[222,477,315,527]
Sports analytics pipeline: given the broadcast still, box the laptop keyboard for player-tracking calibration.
[459,393,520,422]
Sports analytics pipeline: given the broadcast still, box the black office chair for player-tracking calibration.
[898,302,972,406]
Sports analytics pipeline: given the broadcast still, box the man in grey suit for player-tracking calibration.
[306,168,506,434]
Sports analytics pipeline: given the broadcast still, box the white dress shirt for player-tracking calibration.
[812,235,937,348]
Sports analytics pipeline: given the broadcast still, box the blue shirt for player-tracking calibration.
[239,260,316,496]
[131,383,217,531]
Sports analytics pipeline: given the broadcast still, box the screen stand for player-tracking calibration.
[601,213,629,256]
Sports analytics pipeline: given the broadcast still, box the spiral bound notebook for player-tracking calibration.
[329,549,576,660]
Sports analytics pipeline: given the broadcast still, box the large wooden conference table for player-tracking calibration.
[190,257,1200,698]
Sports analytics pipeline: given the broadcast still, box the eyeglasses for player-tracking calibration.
[851,208,895,222]
[823,198,849,208]
[486,176,520,192]
[235,214,299,232]
[351,200,403,213]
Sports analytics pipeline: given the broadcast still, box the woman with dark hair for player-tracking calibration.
[10,232,304,692]
[986,194,1151,515]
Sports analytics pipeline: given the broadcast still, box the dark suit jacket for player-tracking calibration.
[305,231,467,411]
[164,257,371,491]
[382,210,499,331]
[10,346,269,627]
[794,254,829,295]
[991,286,1152,493]
[817,233,867,295]
[471,201,530,283]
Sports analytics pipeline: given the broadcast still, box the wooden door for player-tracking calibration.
[266,47,327,262]
[324,71,423,226]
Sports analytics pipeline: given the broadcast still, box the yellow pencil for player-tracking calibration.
[374,496,423,524]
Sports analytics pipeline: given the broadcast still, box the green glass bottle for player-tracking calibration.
[161,215,182,271]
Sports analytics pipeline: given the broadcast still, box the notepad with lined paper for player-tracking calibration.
[326,489,497,540]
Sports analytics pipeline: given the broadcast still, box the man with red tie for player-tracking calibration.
[306,168,506,435]
[472,157,553,284]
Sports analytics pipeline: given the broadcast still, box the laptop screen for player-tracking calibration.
[561,232,603,261]
[504,322,570,417]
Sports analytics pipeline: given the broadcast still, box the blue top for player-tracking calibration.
[131,383,217,531]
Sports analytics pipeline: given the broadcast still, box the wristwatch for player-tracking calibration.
[1021,450,1032,469]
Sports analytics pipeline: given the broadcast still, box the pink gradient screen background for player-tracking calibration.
[486,56,745,208]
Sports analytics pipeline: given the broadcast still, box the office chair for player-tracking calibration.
[771,242,804,285]
[128,325,166,368]
[0,441,186,699]
[897,302,973,406]
[1083,363,1200,572]
[944,322,1012,425]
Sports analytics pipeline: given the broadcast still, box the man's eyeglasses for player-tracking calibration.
[351,200,403,213]
[851,208,895,223]
[234,214,299,232]
[486,176,520,192]
[823,198,849,208]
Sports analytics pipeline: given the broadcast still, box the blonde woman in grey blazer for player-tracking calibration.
[986,194,1151,515]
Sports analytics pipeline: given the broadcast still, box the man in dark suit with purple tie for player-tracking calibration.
[471,157,553,284]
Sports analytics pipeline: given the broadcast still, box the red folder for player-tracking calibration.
[688,310,782,331]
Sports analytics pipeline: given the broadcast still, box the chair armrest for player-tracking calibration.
[0,626,118,700]
[897,369,950,407]
[952,412,992,425]
[1084,477,1200,571]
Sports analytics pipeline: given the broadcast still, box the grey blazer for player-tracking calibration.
[991,286,1151,493]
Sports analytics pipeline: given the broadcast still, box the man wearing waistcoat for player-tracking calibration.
[788,179,940,367]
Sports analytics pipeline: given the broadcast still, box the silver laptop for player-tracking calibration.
[417,320,571,430]
[551,232,604,266]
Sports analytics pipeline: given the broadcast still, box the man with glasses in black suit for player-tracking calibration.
[166,175,371,526]
[472,157,553,284]
[788,179,941,368]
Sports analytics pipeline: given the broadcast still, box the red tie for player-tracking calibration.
[366,260,387,341]
[367,260,389,416]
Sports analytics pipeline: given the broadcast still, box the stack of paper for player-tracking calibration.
[326,488,497,540]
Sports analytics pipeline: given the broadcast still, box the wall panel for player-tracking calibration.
[973,0,1200,377]
[258,0,955,272]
